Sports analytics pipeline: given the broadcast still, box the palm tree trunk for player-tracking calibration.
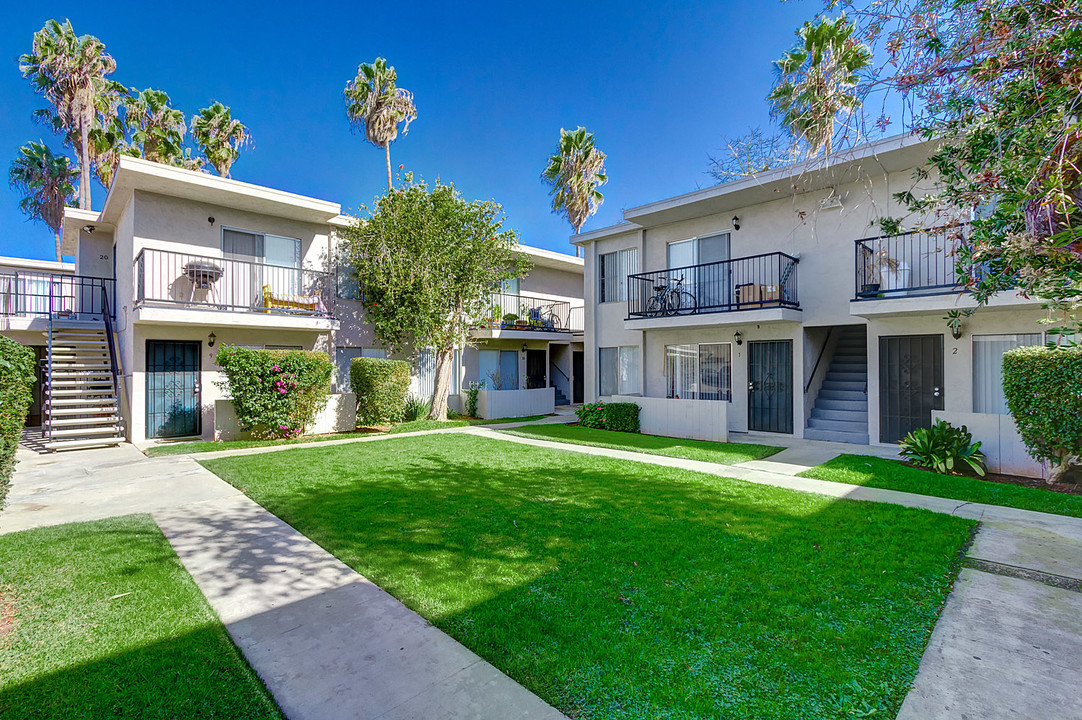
[385,144,393,191]
[54,227,62,262]
[78,116,91,210]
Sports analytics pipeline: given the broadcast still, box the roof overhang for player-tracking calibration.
[516,244,583,274]
[60,208,114,256]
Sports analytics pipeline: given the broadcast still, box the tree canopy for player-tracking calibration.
[338,175,528,419]
[343,58,417,190]
[8,141,77,261]
[541,127,608,235]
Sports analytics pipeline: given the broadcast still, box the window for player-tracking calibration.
[500,277,520,296]
[599,345,640,396]
[334,347,387,390]
[599,248,638,303]
[223,227,302,294]
[478,348,518,389]
[664,343,732,400]
[337,263,362,300]
[973,334,1042,413]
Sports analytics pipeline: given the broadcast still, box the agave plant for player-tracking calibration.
[343,58,417,190]
[541,126,608,235]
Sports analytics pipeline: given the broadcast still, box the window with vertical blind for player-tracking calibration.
[599,248,638,303]
[334,347,387,390]
[664,343,732,400]
[972,334,1042,413]
[599,346,640,395]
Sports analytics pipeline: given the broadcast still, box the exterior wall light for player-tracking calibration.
[734,331,743,346]
[732,216,740,231]
[521,343,528,353]
[82,225,95,234]
[208,332,216,347]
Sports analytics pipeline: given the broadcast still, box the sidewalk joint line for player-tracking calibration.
[963,557,1082,593]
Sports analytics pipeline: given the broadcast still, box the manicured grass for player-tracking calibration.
[799,454,1082,519]
[0,515,281,719]
[202,434,973,719]
[501,423,783,465]
[145,415,545,456]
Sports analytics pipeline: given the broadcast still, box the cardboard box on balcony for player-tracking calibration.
[736,283,781,307]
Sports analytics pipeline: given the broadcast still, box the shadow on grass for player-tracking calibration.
[202,435,975,719]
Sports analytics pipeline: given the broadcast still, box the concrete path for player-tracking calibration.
[1,437,565,720]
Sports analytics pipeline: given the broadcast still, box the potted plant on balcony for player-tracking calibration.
[501,312,519,329]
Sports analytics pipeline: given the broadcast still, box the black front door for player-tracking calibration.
[572,351,584,404]
[879,334,944,443]
[526,349,547,389]
[748,340,793,434]
[146,340,201,438]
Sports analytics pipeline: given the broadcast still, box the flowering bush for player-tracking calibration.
[215,346,334,439]
[576,401,640,433]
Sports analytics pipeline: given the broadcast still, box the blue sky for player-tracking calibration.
[0,1,817,261]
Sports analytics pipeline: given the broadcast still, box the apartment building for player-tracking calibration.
[574,134,1046,475]
[0,156,583,447]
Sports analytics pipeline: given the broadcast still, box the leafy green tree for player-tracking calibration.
[20,19,120,209]
[9,142,78,261]
[191,102,250,178]
[343,58,417,190]
[767,14,872,157]
[123,88,201,170]
[339,175,529,420]
[541,127,608,236]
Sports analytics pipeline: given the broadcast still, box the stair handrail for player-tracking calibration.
[101,286,123,434]
[804,328,833,394]
[550,360,571,383]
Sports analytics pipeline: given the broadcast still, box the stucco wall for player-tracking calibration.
[521,264,583,303]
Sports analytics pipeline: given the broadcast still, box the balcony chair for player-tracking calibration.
[261,284,327,315]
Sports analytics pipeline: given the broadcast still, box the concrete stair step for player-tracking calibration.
[48,405,118,416]
[48,396,117,407]
[818,389,867,402]
[804,427,869,445]
[825,371,867,383]
[821,380,866,392]
[44,436,124,451]
[808,417,868,433]
[49,378,113,386]
[811,407,867,422]
[46,415,121,427]
[48,363,111,370]
[48,425,122,438]
[47,388,114,397]
[816,398,868,412]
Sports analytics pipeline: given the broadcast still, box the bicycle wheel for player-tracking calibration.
[646,296,663,316]
[667,289,682,315]
[679,290,697,312]
[549,313,561,331]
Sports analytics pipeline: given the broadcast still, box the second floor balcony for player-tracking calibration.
[134,247,337,327]
[853,227,968,300]
[626,252,800,325]
[471,292,585,338]
[0,272,115,324]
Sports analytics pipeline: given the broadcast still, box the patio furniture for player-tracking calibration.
[184,261,223,303]
[262,284,327,315]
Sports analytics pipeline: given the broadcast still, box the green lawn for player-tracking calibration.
[0,515,280,719]
[799,454,1082,519]
[500,423,783,465]
[202,434,972,719]
[145,415,545,456]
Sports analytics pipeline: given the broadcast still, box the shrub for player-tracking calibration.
[351,356,411,425]
[899,419,986,476]
[0,337,37,506]
[215,346,333,439]
[464,381,483,418]
[576,401,640,433]
[403,394,432,422]
[1003,344,1082,483]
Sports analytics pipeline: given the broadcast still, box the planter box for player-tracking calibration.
[612,395,728,442]
[477,387,554,420]
[215,392,357,441]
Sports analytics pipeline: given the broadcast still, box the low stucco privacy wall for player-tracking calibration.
[932,410,1046,479]
[477,388,554,420]
[612,395,729,442]
[215,393,357,441]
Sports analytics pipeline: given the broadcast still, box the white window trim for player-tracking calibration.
[599,345,640,396]
[599,247,638,304]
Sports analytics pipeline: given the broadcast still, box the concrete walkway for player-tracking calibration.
[1,436,564,720]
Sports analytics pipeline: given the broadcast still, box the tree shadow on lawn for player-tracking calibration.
[203,435,975,719]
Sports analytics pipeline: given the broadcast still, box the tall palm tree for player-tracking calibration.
[20,19,118,210]
[9,142,78,261]
[541,127,608,240]
[124,88,198,168]
[191,102,250,178]
[767,15,872,156]
[343,58,417,190]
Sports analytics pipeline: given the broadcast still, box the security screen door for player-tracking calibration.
[748,340,793,433]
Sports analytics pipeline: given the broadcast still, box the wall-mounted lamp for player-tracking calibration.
[207,332,216,348]
[734,331,743,346]
[82,224,95,234]
[521,343,528,353]
[208,216,215,225]
[732,216,740,231]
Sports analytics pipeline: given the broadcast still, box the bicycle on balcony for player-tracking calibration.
[646,275,696,316]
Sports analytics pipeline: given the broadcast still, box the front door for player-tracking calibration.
[879,334,944,443]
[748,340,793,434]
[146,340,201,438]
[572,351,584,403]
[526,349,547,389]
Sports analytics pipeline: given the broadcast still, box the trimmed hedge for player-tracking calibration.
[215,346,334,439]
[0,336,36,507]
[351,357,411,425]
[576,401,640,433]
[1003,344,1082,482]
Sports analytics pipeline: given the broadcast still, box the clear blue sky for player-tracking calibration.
[0,1,817,261]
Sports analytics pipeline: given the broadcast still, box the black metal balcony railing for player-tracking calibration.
[0,272,115,319]
[853,226,972,299]
[476,293,584,333]
[627,252,799,319]
[135,248,335,317]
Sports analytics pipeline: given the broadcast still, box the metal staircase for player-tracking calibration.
[804,326,870,444]
[42,287,124,451]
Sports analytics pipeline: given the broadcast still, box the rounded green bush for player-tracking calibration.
[351,356,411,425]
[0,336,36,506]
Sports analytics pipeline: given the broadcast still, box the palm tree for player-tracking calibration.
[541,127,608,240]
[20,19,118,210]
[9,142,78,261]
[191,102,250,178]
[767,15,872,156]
[343,58,417,190]
[124,88,199,168]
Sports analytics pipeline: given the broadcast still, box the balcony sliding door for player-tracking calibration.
[667,232,730,313]
[222,229,302,309]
